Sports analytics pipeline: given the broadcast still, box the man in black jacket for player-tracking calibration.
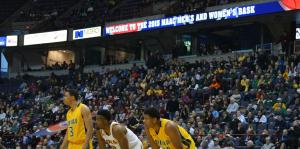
[286,120,300,149]
[166,98,179,120]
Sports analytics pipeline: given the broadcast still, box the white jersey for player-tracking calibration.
[100,122,143,149]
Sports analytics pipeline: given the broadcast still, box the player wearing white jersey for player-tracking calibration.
[95,110,143,149]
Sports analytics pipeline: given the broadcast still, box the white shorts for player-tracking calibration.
[131,141,143,149]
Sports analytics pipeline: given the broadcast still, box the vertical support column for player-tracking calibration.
[99,47,106,65]
[260,24,264,52]
[192,34,198,55]
[140,43,145,61]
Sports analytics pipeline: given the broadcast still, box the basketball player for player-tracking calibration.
[143,108,196,149]
[60,89,93,149]
[95,110,143,149]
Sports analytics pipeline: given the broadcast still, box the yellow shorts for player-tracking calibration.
[68,141,93,149]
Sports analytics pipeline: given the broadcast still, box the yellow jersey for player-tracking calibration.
[66,103,87,144]
[148,118,196,149]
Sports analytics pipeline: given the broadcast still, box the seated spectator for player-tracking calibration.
[226,98,239,113]
[261,136,275,149]
[272,98,286,114]
[279,129,289,149]
[247,140,255,149]
[230,89,241,101]
[209,78,221,95]
[237,110,247,124]
[241,75,250,92]
[254,110,267,124]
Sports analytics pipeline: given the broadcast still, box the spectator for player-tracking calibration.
[241,75,250,92]
[237,110,247,124]
[209,78,221,95]
[261,137,275,149]
[166,98,179,120]
[226,98,239,113]
[0,52,300,148]
[273,98,287,114]
[247,140,255,149]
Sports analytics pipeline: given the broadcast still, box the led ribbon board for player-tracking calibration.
[105,0,300,36]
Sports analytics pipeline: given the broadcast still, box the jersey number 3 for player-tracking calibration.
[69,127,74,137]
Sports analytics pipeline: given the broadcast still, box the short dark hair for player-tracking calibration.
[65,89,79,101]
[97,110,111,121]
[144,108,160,119]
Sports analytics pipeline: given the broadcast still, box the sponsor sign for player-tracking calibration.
[24,30,67,46]
[73,26,101,40]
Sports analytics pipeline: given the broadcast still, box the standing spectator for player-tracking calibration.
[166,98,179,120]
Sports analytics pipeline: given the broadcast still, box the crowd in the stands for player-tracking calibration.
[0,50,300,149]
[14,0,255,29]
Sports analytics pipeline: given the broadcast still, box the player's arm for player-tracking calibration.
[60,131,68,149]
[144,125,159,149]
[81,105,93,149]
[165,121,183,149]
[112,125,129,149]
[95,130,106,149]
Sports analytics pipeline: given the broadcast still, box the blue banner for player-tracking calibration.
[105,1,299,36]
[0,37,6,47]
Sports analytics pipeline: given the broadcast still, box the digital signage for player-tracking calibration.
[6,35,18,47]
[73,26,102,40]
[0,37,6,47]
[24,30,67,46]
[0,35,18,47]
[105,0,300,36]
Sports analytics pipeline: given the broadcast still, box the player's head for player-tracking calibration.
[143,108,160,128]
[96,109,111,129]
[63,89,78,106]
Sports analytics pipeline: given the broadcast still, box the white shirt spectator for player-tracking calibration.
[102,104,111,110]
[261,143,275,149]
[52,106,59,114]
[207,140,215,149]
[257,115,267,123]
[0,113,6,121]
[261,137,275,149]
[230,94,241,101]
[118,113,126,122]
[85,92,93,100]
[195,74,201,80]
[35,95,41,102]
[83,87,89,93]
[226,99,239,113]
[238,114,247,124]
[189,127,195,136]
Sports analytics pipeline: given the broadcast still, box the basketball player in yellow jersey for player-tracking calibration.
[60,89,93,149]
[143,108,196,149]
